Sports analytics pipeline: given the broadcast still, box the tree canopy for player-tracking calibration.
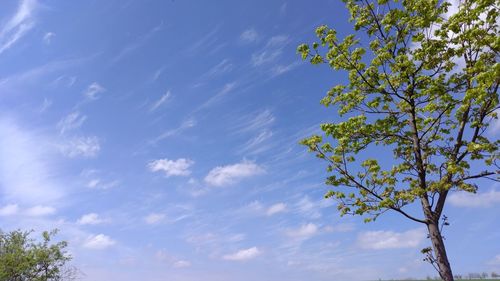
[0,229,75,281]
[298,0,499,280]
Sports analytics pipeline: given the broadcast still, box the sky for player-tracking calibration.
[0,1,499,280]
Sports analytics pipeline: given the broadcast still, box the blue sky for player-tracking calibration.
[0,1,499,280]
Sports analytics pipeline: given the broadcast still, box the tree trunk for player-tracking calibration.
[427,220,454,281]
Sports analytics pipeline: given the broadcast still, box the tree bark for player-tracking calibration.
[427,220,454,281]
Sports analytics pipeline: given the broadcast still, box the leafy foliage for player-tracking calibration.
[298,0,499,223]
[0,229,75,281]
[298,0,498,279]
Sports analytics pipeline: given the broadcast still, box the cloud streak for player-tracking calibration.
[0,0,37,55]
[150,91,171,112]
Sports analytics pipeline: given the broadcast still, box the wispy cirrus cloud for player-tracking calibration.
[83,82,106,100]
[150,91,171,112]
[0,0,37,55]
[199,59,234,81]
[0,59,82,94]
[184,25,220,56]
[240,28,259,43]
[204,160,264,186]
[232,109,275,134]
[197,82,238,110]
[80,169,119,191]
[239,130,274,155]
[240,200,287,216]
[271,61,301,77]
[57,111,87,135]
[151,117,196,143]
[59,136,100,158]
[39,98,52,113]
[111,22,163,64]
[144,212,166,224]
[86,178,119,190]
[155,250,192,268]
[43,31,55,44]
[251,35,289,66]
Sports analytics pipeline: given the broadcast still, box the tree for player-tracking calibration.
[0,229,76,281]
[297,0,499,280]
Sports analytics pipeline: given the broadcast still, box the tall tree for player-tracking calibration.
[0,229,76,281]
[297,0,499,280]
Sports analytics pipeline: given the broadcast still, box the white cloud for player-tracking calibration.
[156,250,192,268]
[173,260,191,268]
[357,228,425,250]
[202,59,233,79]
[244,200,264,213]
[266,203,287,216]
[150,91,171,112]
[0,204,19,216]
[51,75,77,88]
[204,160,264,186]
[83,82,105,100]
[235,109,275,134]
[286,223,319,240]
[43,32,55,44]
[240,130,273,155]
[271,61,301,76]
[148,158,194,177]
[25,205,56,216]
[0,0,37,55]
[267,35,288,47]
[57,111,87,135]
[240,28,258,43]
[295,196,323,219]
[86,178,119,190]
[77,213,105,225]
[324,223,355,233]
[251,35,289,66]
[83,234,116,249]
[152,117,196,143]
[144,213,166,224]
[183,25,220,56]
[198,82,237,110]
[0,118,63,204]
[39,98,52,113]
[80,169,119,190]
[223,247,261,261]
[449,190,500,208]
[60,136,100,158]
[111,22,163,64]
